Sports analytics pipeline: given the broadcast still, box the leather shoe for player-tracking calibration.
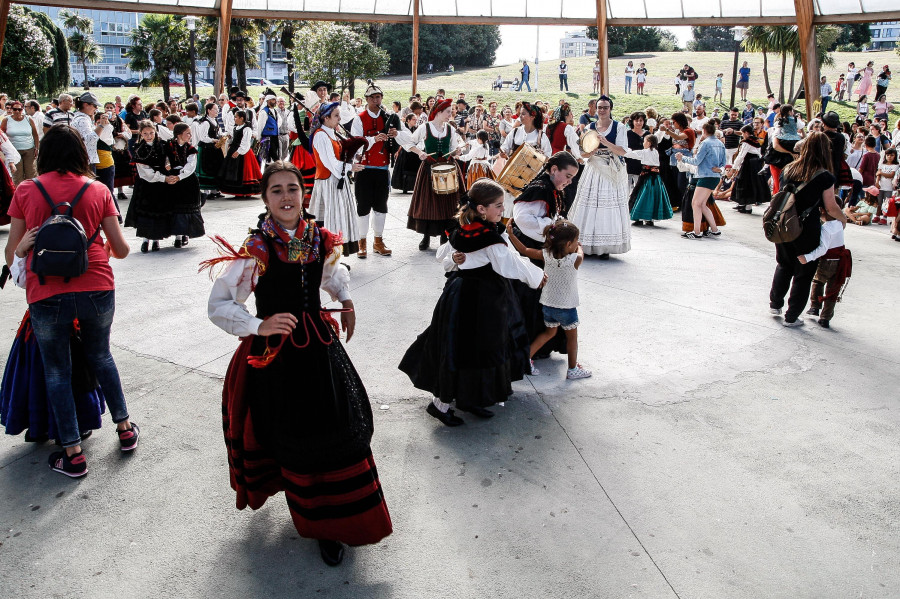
[462,406,494,419]
[597,253,610,260]
[140,241,149,253]
[418,235,430,251]
[318,540,345,566]
[426,403,464,426]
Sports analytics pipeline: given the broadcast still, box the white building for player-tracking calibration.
[559,30,598,59]
[869,22,899,50]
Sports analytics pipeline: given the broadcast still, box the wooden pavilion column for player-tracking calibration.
[214,0,234,96]
[0,0,11,66]
[411,0,420,95]
[794,0,818,120]
[595,0,608,95]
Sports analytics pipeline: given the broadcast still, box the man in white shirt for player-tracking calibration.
[681,83,696,114]
[820,76,833,114]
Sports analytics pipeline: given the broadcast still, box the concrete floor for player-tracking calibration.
[1,190,898,599]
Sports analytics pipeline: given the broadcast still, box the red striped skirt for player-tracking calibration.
[222,336,392,546]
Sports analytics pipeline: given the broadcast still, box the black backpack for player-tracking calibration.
[30,178,101,285]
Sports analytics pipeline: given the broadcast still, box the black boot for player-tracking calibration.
[418,234,430,251]
[318,540,345,566]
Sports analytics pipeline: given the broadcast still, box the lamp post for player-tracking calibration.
[729,26,746,110]
[186,16,198,99]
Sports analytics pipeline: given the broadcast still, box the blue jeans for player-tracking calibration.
[625,76,632,94]
[29,290,129,448]
[821,95,830,113]
[518,79,531,92]
[559,74,568,91]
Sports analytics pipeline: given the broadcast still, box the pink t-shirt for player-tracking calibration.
[7,172,118,304]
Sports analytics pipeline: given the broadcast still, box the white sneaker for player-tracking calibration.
[528,359,540,376]
[782,318,805,328]
[769,308,782,315]
[566,364,592,380]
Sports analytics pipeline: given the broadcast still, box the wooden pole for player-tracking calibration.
[794,0,819,120]
[0,0,12,66]
[411,0,419,95]
[595,0,608,95]
[214,0,233,97]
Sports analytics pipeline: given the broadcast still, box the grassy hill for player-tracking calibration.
[71,50,898,126]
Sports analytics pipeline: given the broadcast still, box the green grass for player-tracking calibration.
[66,50,899,126]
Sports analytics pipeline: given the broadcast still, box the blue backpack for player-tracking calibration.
[29,178,100,285]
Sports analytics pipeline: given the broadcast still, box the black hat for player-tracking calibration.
[823,111,841,129]
[311,80,331,92]
[229,86,240,97]
[234,91,246,99]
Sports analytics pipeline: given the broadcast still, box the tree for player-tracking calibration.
[60,9,100,89]
[24,8,69,99]
[268,21,298,92]
[742,26,774,96]
[377,24,500,73]
[687,26,734,52]
[586,26,674,52]
[0,7,53,98]
[833,24,871,51]
[128,14,191,101]
[195,17,263,91]
[294,22,388,98]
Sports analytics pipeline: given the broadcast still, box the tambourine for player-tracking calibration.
[579,130,601,154]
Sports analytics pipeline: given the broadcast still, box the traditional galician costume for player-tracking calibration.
[204,214,392,564]
[286,104,316,207]
[309,102,362,256]
[401,99,465,248]
[731,136,770,213]
[500,116,553,218]
[510,172,569,357]
[568,117,632,257]
[459,140,496,190]
[1,260,106,443]
[625,148,673,223]
[164,137,205,245]
[255,89,282,166]
[350,80,398,258]
[391,121,421,194]
[546,108,582,213]
[223,91,256,137]
[125,133,174,246]
[219,120,262,197]
[195,111,225,197]
[399,217,543,426]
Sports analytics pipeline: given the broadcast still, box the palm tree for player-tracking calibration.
[128,14,191,101]
[59,9,100,89]
[268,21,300,92]
[742,26,773,96]
[196,17,263,92]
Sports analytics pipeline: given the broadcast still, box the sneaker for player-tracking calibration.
[706,230,722,236]
[769,307,783,315]
[118,422,140,451]
[782,318,805,328]
[806,307,820,316]
[528,359,540,376]
[566,364,592,380]
[683,232,702,239]
[48,450,88,478]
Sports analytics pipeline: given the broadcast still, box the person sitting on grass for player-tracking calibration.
[844,191,879,225]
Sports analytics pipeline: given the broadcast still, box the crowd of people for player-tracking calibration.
[0,60,897,567]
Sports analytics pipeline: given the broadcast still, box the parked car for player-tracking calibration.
[268,78,286,86]
[245,78,274,87]
[95,76,128,87]
[124,77,142,86]
[195,79,213,87]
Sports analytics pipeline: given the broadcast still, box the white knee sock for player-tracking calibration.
[432,398,451,413]
[373,211,387,236]
[359,212,370,236]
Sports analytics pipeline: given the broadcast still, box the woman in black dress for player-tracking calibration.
[164,123,205,248]
[204,161,391,566]
[125,121,172,253]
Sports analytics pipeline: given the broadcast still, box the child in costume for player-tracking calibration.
[124,120,174,252]
[597,132,673,226]
[459,130,495,190]
[399,179,545,427]
[507,219,591,380]
[203,161,391,566]
[218,109,262,197]
[800,201,852,329]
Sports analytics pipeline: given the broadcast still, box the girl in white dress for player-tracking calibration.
[567,95,632,258]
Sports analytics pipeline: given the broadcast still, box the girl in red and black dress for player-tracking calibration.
[204,161,391,566]
[218,110,262,197]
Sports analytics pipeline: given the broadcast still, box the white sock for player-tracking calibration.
[432,398,451,413]
[143,238,150,243]
[358,212,370,236]
[373,211,387,237]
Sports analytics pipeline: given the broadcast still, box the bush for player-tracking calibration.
[608,44,624,58]
[836,43,862,52]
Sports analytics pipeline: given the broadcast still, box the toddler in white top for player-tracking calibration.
[507,219,590,380]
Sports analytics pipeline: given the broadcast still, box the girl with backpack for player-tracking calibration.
[3,124,138,478]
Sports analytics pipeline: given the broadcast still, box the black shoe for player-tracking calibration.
[318,540,345,566]
[117,192,127,200]
[425,403,464,427]
[632,220,643,226]
[174,237,182,248]
[418,235,430,251]
[181,236,189,246]
[151,241,160,252]
[806,307,820,316]
[817,319,830,328]
[48,450,88,478]
[644,220,654,226]
[24,430,49,443]
[140,241,149,253]
[462,406,494,419]
[598,253,610,260]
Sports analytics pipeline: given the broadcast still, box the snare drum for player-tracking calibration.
[497,143,546,197]
[431,163,459,195]
[578,129,601,154]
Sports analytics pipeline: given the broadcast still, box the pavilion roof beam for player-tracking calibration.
[214,0,233,96]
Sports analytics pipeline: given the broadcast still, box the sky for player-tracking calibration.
[495,25,692,65]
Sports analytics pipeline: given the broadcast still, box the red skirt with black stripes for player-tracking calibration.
[221,334,392,546]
